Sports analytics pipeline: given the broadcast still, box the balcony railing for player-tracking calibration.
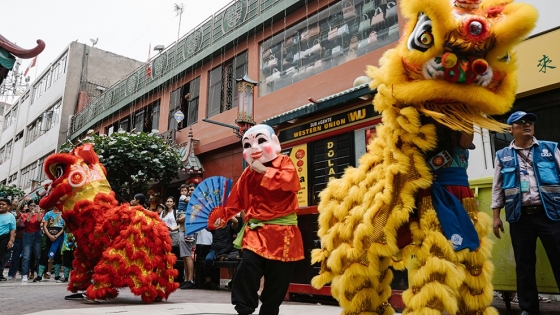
[70,0,300,139]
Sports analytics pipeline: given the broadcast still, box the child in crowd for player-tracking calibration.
[57,227,75,282]
[34,208,65,282]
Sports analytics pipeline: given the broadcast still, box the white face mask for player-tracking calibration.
[242,124,281,165]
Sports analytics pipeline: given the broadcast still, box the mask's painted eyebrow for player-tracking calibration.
[243,132,266,142]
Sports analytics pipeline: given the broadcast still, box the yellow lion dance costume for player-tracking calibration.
[310,1,537,314]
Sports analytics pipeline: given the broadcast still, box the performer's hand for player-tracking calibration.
[493,217,504,239]
[213,218,223,228]
[251,161,267,174]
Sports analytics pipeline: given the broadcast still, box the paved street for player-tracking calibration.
[1,277,559,315]
[0,279,342,315]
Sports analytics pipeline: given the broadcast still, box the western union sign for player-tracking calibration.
[278,104,375,143]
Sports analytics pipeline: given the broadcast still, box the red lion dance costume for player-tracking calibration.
[39,144,178,302]
[311,0,537,314]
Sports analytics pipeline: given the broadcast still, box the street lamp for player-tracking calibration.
[235,75,258,137]
[202,74,258,138]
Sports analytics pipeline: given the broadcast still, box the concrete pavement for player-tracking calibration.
[0,278,344,315]
[28,302,344,315]
[2,275,559,315]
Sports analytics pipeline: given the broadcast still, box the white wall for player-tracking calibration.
[524,0,560,36]
[467,131,498,180]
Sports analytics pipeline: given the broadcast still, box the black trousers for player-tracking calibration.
[0,233,10,265]
[231,250,295,315]
[61,249,73,268]
[510,211,560,314]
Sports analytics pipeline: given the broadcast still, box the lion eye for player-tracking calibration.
[408,13,433,52]
[54,165,64,179]
[420,32,433,46]
[469,21,483,36]
[499,51,511,63]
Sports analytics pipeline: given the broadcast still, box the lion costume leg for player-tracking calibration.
[402,194,497,315]
[86,231,178,302]
[68,246,94,292]
[402,200,464,315]
[457,199,497,315]
[329,255,394,315]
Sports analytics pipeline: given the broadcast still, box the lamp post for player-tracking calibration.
[202,74,258,138]
[235,75,258,137]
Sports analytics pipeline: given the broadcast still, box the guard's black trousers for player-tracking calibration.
[510,211,560,314]
[232,249,296,315]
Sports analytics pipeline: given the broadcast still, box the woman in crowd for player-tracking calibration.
[20,200,43,282]
[161,196,181,281]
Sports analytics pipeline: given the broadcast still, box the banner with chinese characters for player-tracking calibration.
[282,144,308,207]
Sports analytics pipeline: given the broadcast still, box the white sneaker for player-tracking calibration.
[22,275,28,282]
[538,295,551,303]
[7,276,13,280]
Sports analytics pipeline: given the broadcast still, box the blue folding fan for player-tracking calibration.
[184,176,233,235]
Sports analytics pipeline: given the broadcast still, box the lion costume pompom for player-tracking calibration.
[39,144,179,302]
[310,1,537,314]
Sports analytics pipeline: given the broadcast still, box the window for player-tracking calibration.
[33,75,48,102]
[21,163,38,190]
[36,154,51,182]
[207,51,248,118]
[187,77,200,126]
[3,110,11,131]
[151,101,160,131]
[120,119,129,132]
[169,77,201,130]
[134,110,145,132]
[26,119,40,146]
[26,100,62,146]
[0,146,4,165]
[15,130,23,142]
[32,54,67,103]
[51,55,67,84]
[168,87,186,131]
[8,172,17,186]
[259,0,400,95]
[3,105,17,130]
[41,100,62,132]
[5,141,12,162]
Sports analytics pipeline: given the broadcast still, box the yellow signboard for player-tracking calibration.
[516,29,560,96]
[284,144,308,207]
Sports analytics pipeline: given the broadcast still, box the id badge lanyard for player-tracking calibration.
[516,149,531,193]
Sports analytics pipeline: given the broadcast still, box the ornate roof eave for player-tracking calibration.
[178,127,204,175]
[0,34,45,59]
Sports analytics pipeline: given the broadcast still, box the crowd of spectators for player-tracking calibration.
[1,187,243,292]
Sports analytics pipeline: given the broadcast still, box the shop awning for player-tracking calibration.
[262,83,377,127]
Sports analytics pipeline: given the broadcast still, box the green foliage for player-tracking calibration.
[0,184,25,200]
[61,130,182,200]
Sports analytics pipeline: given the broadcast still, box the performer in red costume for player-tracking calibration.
[209,124,304,315]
